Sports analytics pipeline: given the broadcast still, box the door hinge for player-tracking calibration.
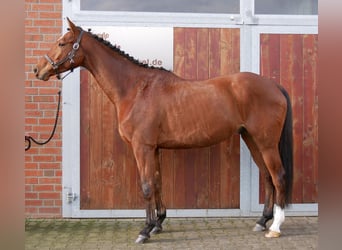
[66,190,78,203]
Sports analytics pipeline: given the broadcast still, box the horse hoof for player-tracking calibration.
[265,230,281,238]
[151,225,162,235]
[253,223,266,232]
[135,234,149,244]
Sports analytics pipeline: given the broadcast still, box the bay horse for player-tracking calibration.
[34,18,293,243]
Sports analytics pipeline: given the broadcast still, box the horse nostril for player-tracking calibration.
[33,68,38,74]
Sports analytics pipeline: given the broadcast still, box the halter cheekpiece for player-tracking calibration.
[44,29,84,80]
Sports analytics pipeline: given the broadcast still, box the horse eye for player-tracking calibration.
[58,43,66,47]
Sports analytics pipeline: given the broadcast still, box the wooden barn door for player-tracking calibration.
[259,34,318,204]
[80,27,241,210]
[163,28,240,209]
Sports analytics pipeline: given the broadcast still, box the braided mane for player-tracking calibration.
[85,28,168,71]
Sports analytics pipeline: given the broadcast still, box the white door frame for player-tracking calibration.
[249,25,318,216]
[62,0,318,218]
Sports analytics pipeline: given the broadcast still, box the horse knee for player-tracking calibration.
[142,182,153,200]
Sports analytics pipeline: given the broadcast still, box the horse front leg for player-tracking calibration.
[151,157,166,235]
[132,144,159,244]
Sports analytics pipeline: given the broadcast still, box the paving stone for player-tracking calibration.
[25,217,317,249]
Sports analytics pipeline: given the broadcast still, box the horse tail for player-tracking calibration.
[278,86,293,206]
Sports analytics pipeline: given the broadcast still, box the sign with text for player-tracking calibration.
[84,26,173,71]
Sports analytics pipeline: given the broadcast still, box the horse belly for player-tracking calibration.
[158,106,238,149]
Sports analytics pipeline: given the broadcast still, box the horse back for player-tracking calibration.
[119,71,287,148]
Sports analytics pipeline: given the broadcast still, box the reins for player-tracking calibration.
[25,90,61,151]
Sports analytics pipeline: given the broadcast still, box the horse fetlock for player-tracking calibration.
[157,210,166,221]
[256,212,273,229]
[151,224,163,235]
[269,204,285,233]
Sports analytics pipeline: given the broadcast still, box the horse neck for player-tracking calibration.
[81,35,145,103]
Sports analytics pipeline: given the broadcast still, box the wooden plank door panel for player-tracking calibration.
[165,28,240,209]
[259,34,318,204]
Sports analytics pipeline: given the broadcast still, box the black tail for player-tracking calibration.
[278,86,293,206]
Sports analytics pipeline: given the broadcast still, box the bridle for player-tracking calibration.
[44,29,84,80]
[26,29,84,150]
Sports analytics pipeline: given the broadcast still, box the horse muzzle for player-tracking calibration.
[33,66,52,81]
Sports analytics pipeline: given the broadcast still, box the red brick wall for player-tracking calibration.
[25,0,63,218]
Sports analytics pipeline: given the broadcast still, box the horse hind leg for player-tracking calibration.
[260,148,286,238]
[254,173,275,232]
[241,131,275,232]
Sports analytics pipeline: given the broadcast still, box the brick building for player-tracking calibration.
[25,0,63,217]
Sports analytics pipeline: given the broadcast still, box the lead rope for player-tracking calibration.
[25,90,61,151]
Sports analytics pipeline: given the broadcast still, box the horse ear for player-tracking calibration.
[66,17,78,33]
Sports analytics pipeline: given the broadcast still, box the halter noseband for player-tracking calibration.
[44,29,84,80]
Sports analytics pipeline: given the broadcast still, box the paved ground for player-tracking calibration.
[25,217,317,249]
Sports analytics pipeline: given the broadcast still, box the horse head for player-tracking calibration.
[34,18,85,81]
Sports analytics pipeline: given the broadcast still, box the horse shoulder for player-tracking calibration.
[116,82,165,145]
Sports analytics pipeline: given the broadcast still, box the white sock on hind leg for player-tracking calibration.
[269,204,285,233]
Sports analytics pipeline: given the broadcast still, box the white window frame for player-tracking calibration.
[62,0,318,218]
[69,0,242,27]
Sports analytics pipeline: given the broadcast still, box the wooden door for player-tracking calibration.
[163,28,240,209]
[80,28,241,210]
[259,34,318,203]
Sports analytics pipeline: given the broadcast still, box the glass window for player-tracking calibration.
[80,0,240,14]
[255,0,318,15]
